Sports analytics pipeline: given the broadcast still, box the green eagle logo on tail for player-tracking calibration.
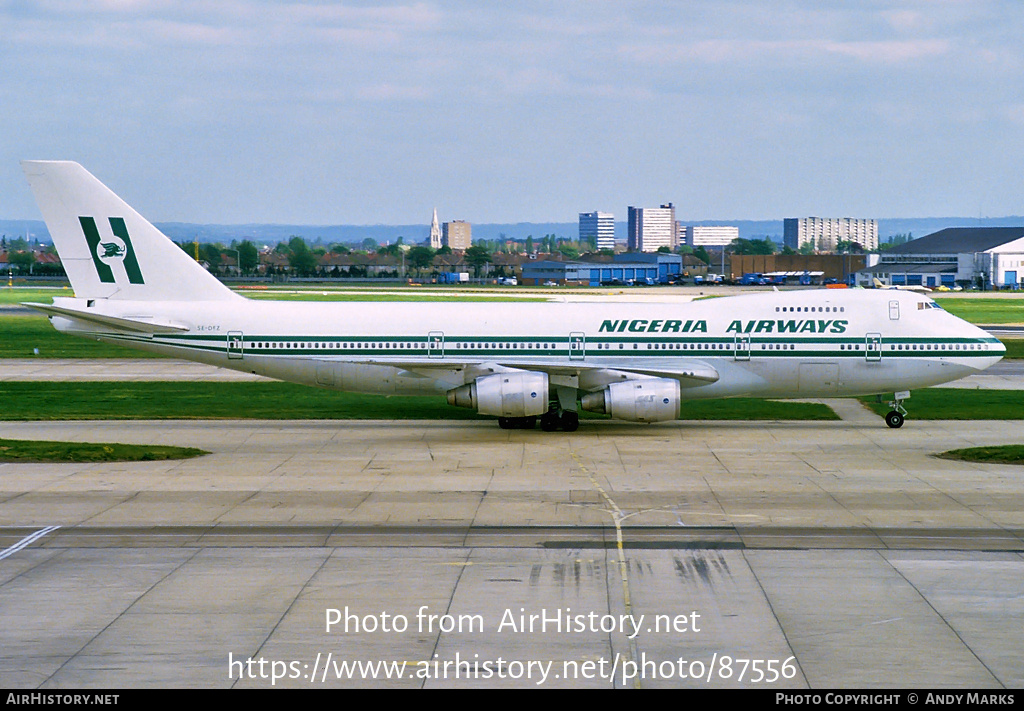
[100,242,126,258]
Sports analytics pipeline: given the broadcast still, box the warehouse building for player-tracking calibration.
[522,253,683,286]
[856,227,1024,289]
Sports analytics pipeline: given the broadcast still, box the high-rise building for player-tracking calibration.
[627,203,676,252]
[443,220,472,250]
[579,211,615,251]
[784,217,878,252]
[428,209,442,249]
[684,225,739,247]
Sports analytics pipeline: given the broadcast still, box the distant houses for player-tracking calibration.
[0,248,63,275]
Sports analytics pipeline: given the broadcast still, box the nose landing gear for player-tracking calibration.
[884,391,910,429]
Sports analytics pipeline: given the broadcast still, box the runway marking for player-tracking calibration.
[0,525,60,560]
[869,617,903,626]
[570,451,640,689]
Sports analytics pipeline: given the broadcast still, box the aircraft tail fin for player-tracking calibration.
[21,161,238,302]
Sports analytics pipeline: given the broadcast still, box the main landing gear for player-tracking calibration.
[498,409,579,432]
[497,416,536,430]
[884,391,910,429]
[540,408,579,432]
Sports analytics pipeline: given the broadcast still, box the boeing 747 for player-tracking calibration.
[21,161,1005,430]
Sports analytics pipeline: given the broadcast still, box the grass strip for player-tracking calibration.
[0,288,69,305]
[936,445,1024,465]
[860,388,1024,420]
[1002,340,1024,359]
[933,297,1024,325]
[0,437,207,462]
[0,382,838,421]
[0,316,165,358]
[681,399,838,420]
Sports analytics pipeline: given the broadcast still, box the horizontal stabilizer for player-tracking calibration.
[22,302,190,334]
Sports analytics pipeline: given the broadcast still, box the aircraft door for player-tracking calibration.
[734,334,750,361]
[865,333,882,362]
[227,331,244,360]
[569,332,586,361]
[427,331,444,359]
[316,360,335,386]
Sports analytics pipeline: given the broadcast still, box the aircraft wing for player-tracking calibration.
[363,358,720,390]
[22,302,191,334]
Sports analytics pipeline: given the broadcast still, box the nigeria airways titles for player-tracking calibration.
[600,318,848,334]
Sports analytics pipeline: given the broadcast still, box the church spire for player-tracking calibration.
[429,208,442,249]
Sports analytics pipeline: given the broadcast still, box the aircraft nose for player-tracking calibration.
[973,330,1005,370]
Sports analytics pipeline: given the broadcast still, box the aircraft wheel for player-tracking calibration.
[540,411,560,432]
[560,411,579,432]
[497,417,513,429]
[514,416,536,429]
[885,411,905,429]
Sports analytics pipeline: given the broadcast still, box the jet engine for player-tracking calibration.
[446,372,549,417]
[580,378,680,423]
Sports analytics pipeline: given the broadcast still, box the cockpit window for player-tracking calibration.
[917,301,943,310]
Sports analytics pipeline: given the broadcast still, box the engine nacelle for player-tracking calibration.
[580,378,680,423]
[446,372,549,417]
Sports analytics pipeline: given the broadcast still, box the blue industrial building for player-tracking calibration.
[522,253,683,286]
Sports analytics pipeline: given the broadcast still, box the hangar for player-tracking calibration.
[856,227,1024,290]
[522,253,686,286]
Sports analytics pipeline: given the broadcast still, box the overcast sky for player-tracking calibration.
[2,1,1022,225]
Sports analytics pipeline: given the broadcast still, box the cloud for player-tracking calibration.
[880,9,926,33]
[141,18,242,45]
[819,38,949,64]
[356,83,430,101]
[618,38,950,67]
[2,1,1023,223]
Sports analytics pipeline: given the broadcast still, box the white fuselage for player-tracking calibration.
[47,288,1003,402]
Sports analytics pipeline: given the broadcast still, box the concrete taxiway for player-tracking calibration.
[2,414,1023,689]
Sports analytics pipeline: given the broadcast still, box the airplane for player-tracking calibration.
[21,161,1005,431]
[872,277,932,293]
